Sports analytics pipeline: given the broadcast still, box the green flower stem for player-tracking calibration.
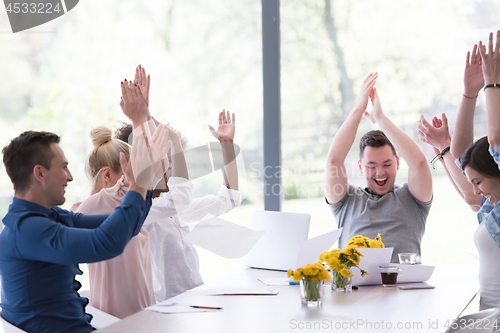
[332,270,349,288]
[303,279,322,301]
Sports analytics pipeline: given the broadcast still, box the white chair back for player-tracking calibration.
[446,308,500,333]
[85,305,120,329]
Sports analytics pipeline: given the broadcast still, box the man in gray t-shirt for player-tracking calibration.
[324,73,433,262]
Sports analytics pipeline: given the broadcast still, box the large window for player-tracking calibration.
[0,0,263,285]
[280,0,500,265]
[1,0,499,287]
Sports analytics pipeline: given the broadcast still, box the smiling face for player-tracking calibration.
[465,166,500,204]
[41,143,73,207]
[358,145,399,195]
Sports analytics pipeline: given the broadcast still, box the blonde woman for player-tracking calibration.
[77,125,169,318]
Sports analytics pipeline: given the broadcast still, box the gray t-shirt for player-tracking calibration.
[327,183,432,263]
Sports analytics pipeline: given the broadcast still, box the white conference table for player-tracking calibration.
[96,264,479,333]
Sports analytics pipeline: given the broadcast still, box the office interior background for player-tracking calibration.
[0,0,499,288]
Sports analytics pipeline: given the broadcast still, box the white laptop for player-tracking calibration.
[245,210,341,271]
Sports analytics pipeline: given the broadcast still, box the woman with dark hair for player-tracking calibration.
[419,32,500,313]
[461,32,500,312]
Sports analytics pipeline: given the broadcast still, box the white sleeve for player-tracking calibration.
[178,185,242,222]
[143,177,194,226]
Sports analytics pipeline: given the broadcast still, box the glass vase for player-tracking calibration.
[331,269,352,292]
[300,279,324,306]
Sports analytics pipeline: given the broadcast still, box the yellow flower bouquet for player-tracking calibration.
[288,262,330,306]
[320,234,385,291]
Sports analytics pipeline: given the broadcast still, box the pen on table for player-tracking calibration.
[289,281,299,285]
[190,305,223,310]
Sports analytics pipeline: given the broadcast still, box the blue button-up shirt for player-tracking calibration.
[477,146,500,248]
[0,190,152,333]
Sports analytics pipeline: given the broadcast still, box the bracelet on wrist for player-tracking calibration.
[463,93,478,99]
[440,146,450,158]
[430,146,451,169]
[484,83,500,91]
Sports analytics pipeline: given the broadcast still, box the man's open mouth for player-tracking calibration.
[374,178,387,187]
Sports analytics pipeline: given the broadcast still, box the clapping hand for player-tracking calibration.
[208,110,235,142]
[354,73,378,113]
[364,87,384,123]
[464,44,485,97]
[417,113,451,151]
[133,65,150,107]
[478,30,500,85]
[120,80,149,126]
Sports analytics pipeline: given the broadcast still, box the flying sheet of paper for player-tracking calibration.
[147,303,220,314]
[295,228,342,268]
[183,214,266,259]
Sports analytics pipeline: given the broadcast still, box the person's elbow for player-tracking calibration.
[414,156,431,174]
[103,237,128,258]
[98,231,132,259]
[462,193,482,212]
[487,135,500,149]
[326,156,344,170]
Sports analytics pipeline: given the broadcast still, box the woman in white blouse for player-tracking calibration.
[116,110,241,302]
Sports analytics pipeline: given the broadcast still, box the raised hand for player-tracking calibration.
[364,87,384,123]
[464,44,485,97]
[354,72,378,112]
[121,80,149,126]
[417,113,451,151]
[208,110,235,142]
[133,65,150,107]
[478,30,500,85]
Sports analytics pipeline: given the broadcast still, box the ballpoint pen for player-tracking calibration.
[189,305,223,310]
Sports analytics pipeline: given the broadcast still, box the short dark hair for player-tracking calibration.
[359,130,397,159]
[2,131,60,195]
[461,136,500,178]
[114,122,134,145]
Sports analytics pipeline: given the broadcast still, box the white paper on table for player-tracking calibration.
[147,303,220,314]
[295,228,342,268]
[397,264,435,283]
[202,287,279,296]
[258,278,293,286]
[183,214,266,259]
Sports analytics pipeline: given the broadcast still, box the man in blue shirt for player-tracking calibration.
[0,83,156,332]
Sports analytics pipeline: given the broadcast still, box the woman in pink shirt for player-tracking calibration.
[76,126,157,318]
